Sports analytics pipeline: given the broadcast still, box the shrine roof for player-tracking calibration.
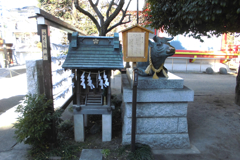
[62,32,124,70]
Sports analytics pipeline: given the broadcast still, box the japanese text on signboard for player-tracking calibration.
[127,32,145,58]
[41,29,48,60]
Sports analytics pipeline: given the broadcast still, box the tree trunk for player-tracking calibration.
[99,25,107,36]
[235,65,240,105]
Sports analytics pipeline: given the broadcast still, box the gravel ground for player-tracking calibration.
[154,72,240,160]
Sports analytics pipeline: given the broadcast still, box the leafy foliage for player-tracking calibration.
[118,144,154,160]
[146,0,240,41]
[58,119,73,132]
[13,94,61,150]
[101,149,110,158]
[30,141,81,160]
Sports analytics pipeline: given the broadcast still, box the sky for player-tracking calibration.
[2,0,38,9]
[1,0,144,10]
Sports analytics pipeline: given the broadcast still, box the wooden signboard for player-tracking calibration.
[120,24,154,62]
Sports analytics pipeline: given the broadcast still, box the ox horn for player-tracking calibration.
[165,37,174,41]
[153,36,174,43]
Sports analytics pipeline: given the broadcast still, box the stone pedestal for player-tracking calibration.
[102,113,112,142]
[74,114,84,142]
[74,111,112,142]
[122,69,194,149]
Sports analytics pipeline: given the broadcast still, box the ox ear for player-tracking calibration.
[149,39,154,47]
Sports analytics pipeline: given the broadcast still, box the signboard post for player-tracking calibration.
[131,66,138,152]
[120,25,153,152]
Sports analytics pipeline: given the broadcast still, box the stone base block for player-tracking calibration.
[152,144,200,155]
[121,73,194,150]
[124,102,188,117]
[122,134,190,149]
[123,116,188,134]
[126,68,184,89]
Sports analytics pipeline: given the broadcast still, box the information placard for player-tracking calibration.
[127,32,145,58]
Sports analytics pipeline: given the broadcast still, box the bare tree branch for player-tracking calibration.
[88,0,104,24]
[123,0,132,15]
[104,0,124,27]
[107,12,131,33]
[73,0,132,35]
[106,0,132,33]
[106,0,114,19]
[74,0,100,31]
[94,0,99,6]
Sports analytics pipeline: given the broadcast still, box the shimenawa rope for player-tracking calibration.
[144,47,168,79]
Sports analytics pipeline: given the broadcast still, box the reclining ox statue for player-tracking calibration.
[137,36,175,79]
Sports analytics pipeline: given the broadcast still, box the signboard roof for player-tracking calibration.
[120,24,154,34]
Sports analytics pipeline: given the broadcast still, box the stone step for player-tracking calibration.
[80,149,102,160]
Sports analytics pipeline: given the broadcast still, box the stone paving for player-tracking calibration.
[0,65,29,160]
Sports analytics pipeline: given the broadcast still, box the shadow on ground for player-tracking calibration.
[0,95,25,113]
[0,68,26,78]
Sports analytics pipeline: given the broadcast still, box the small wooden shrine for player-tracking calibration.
[62,32,123,142]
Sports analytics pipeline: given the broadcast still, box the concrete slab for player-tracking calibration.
[0,126,16,152]
[80,149,102,160]
[13,142,31,150]
[0,148,30,160]
[152,144,200,155]
[0,105,20,152]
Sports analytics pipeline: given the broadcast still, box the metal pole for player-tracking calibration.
[3,41,7,68]
[214,59,216,71]
[0,1,7,68]
[131,67,138,152]
[132,0,139,149]
[200,59,202,72]
[186,59,188,72]
[137,0,139,24]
